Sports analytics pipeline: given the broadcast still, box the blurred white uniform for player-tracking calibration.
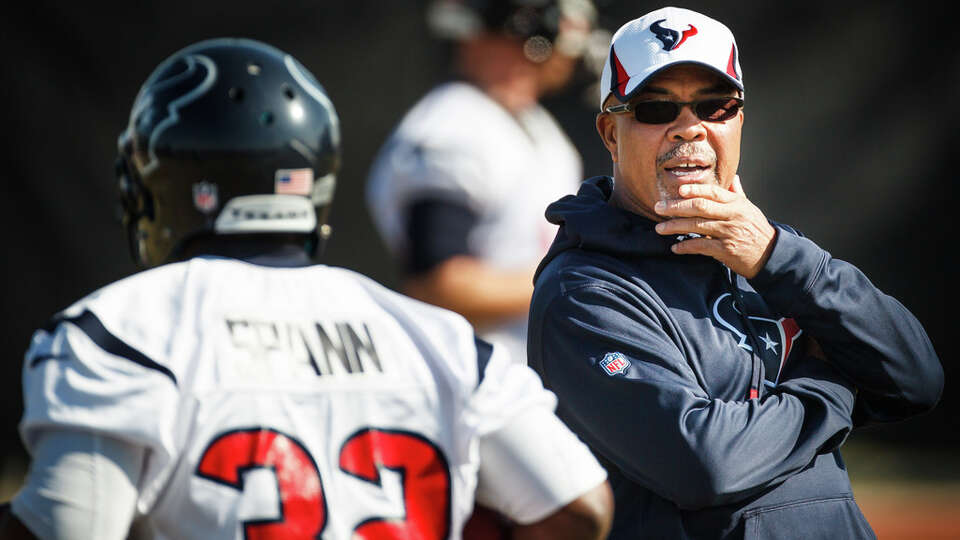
[367,82,582,363]
[14,257,605,539]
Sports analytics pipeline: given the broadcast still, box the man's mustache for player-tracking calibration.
[656,143,716,168]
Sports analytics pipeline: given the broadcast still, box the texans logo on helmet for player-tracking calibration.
[650,19,698,51]
[712,293,802,385]
[136,54,217,171]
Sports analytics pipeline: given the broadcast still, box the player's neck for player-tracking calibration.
[177,235,314,267]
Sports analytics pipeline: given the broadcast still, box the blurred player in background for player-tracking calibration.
[366,0,596,364]
[0,38,612,539]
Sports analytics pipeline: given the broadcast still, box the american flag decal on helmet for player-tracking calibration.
[275,168,314,196]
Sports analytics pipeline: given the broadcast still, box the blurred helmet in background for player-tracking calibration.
[116,37,340,267]
[427,0,596,62]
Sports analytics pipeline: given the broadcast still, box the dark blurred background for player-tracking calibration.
[1,0,955,532]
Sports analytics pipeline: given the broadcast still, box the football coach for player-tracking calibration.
[527,6,943,539]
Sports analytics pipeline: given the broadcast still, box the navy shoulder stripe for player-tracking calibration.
[35,310,178,386]
[474,336,493,386]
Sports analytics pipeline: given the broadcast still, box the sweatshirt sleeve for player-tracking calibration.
[530,284,856,510]
[749,226,943,426]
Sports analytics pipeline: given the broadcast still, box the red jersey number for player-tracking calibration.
[196,428,327,539]
[340,428,451,540]
[196,427,451,540]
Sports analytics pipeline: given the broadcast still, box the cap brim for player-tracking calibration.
[615,60,743,104]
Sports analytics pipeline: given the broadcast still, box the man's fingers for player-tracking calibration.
[655,217,722,237]
[730,174,744,195]
[669,236,719,257]
[654,197,730,219]
[678,183,735,202]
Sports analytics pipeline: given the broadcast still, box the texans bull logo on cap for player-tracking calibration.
[650,19,698,51]
[712,293,802,386]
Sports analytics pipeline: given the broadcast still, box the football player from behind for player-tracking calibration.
[0,38,611,540]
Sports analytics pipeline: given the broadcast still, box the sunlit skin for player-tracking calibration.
[595,64,777,279]
[537,16,591,96]
[459,34,541,113]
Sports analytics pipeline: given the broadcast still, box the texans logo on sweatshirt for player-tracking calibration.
[712,293,802,385]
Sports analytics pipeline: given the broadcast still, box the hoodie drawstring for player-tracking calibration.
[723,267,765,400]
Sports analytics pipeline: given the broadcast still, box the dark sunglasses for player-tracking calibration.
[604,96,744,124]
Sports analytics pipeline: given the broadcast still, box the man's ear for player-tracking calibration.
[596,113,619,163]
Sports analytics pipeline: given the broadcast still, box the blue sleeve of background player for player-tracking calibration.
[528,283,857,510]
[750,225,943,426]
[404,198,478,275]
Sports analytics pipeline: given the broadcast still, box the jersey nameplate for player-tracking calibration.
[226,318,385,379]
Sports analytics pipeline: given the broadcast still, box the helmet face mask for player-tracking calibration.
[117,38,340,268]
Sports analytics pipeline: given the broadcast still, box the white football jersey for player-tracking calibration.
[366,82,582,364]
[19,257,594,539]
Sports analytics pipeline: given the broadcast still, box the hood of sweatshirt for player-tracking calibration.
[535,176,681,281]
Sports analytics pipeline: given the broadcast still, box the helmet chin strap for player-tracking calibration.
[313,224,333,257]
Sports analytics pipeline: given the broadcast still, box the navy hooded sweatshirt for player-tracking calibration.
[527,177,943,539]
